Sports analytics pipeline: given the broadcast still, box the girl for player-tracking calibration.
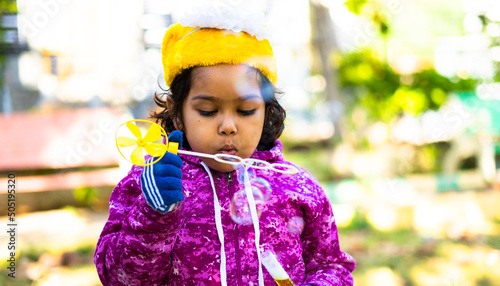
[94,9,355,286]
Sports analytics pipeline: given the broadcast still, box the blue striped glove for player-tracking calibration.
[140,131,184,213]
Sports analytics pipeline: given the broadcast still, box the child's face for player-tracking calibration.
[181,64,266,172]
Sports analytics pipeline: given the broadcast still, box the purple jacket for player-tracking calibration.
[94,140,355,285]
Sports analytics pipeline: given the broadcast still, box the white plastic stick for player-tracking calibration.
[261,251,292,281]
[177,149,218,159]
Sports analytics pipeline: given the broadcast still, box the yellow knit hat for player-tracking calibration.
[161,23,277,87]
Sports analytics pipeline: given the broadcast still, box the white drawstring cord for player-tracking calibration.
[201,162,227,286]
[201,163,263,286]
[242,166,264,286]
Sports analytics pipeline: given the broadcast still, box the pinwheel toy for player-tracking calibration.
[116,120,173,166]
[116,120,299,174]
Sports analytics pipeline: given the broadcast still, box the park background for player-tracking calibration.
[1,0,500,285]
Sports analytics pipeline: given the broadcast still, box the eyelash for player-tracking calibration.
[197,110,256,116]
[238,109,256,116]
[198,110,217,116]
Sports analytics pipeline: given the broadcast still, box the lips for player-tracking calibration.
[218,144,238,156]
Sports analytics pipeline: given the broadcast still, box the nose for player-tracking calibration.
[218,115,237,135]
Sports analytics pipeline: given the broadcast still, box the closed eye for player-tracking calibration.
[198,110,217,116]
[238,109,256,116]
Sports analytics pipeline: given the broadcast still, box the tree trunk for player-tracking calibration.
[309,0,344,142]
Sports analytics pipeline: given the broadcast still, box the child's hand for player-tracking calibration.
[140,131,184,213]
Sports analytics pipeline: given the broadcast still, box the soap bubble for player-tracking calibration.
[230,165,272,225]
[236,164,257,182]
[230,189,263,225]
[236,164,249,182]
[250,177,272,201]
[287,216,304,234]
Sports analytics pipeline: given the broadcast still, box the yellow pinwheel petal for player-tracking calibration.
[117,136,137,147]
[130,146,145,165]
[144,143,167,157]
[143,123,162,143]
[126,121,143,140]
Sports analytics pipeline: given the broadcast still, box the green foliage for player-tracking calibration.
[75,244,95,256]
[343,0,389,35]
[344,0,368,15]
[342,209,370,230]
[478,13,500,81]
[339,0,478,124]
[73,186,99,206]
[337,49,477,123]
[0,0,18,88]
[283,144,334,181]
[0,0,16,14]
[341,228,430,283]
[17,243,45,262]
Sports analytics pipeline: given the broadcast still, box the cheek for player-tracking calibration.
[256,107,266,129]
[183,116,204,137]
[181,111,199,140]
[245,110,266,140]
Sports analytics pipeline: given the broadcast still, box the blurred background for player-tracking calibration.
[1,0,500,285]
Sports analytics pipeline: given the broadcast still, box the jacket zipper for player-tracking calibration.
[226,172,234,185]
[225,172,243,286]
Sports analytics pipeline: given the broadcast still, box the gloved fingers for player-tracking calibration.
[154,163,182,179]
[168,130,183,148]
[155,176,183,191]
[157,152,183,168]
[159,190,184,203]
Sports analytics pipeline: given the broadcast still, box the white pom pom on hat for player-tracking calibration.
[179,0,270,41]
[161,0,277,87]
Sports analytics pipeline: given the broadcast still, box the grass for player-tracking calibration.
[0,242,99,286]
[339,227,500,285]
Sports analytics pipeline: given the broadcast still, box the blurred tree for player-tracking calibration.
[338,0,477,123]
[309,0,344,142]
[478,13,500,82]
[345,0,390,36]
[338,49,477,123]
[308,0,476,147]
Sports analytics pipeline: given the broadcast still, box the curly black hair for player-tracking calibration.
[151,66,286,151]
